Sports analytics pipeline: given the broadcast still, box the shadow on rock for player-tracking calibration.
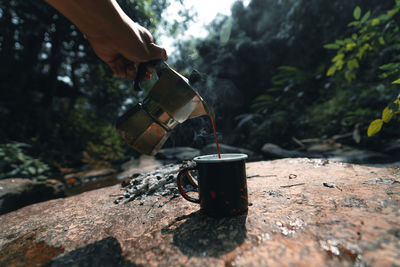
[0,178,65,215]
[161,211,247,257]
[51,237,141,267]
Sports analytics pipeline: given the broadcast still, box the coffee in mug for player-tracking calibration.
[177,153,248,218]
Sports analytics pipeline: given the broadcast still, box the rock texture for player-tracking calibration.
[0,158,399,266]
[0,178,65,215]
[262,142,391,164]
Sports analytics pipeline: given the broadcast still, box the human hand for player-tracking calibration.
[45,0,167,79]
[86,18,168,80]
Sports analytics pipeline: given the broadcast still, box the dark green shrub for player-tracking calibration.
[0,142,50,181]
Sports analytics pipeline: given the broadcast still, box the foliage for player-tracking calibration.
[324,1,400,137]
[46,95,130,166]
[367,97,400,136]
[0,0,192,172]
[82,125,127,166]
[0,142,50,181]
[1,0,399,170]
[246,65,324,145]
[325,1,400,82]
[251,66,316,114]
[173,0,397,150]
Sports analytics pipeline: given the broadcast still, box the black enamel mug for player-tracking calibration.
[177,154,248,218]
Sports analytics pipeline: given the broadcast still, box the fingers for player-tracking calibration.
[108,56,137,80]
[141,43,167,80]
[134,25,168,61]
[115,57,127,78]
[145,65,156,80]
[126,64,136,80]
[108,41,168,80]
[145,72,152,80]
[108,58,158,81]
[108,57,126,78]
[147,43,168,61]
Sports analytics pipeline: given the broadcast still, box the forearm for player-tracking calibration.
[46,0,167,79]
[45,0,130,38]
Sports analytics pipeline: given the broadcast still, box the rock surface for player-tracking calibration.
[262,143,391,164]
[0,178,65,215]
[0,158,399,266]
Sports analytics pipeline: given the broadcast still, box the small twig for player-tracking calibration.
[299,138,321,143]
[292,136,306,148]
[247,174,277,178]
[280,183,305,188]
[331,132,352,140]
[323,182,335,188]
[323,182,342,191]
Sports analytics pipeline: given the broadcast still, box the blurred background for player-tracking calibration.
[0,0,399,183]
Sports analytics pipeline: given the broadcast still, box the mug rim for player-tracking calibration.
[193,153,248,163]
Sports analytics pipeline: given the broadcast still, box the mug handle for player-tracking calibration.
[177,166,200,203]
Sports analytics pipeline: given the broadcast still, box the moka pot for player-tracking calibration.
[116,60,209,155]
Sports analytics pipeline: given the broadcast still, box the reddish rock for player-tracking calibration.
[0,158,399,266]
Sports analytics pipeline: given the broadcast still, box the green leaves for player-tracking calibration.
[371,18,380,26]
[347,59,359,71]
[326,1,400,86]
[326,66,336,76]
[345,42,357,51]
[353,6,361,20]
[379,62,400,81]
[361,11,371,23]
[367,119,383,136]
[251,95,275,113]
[388,8,398,18]
[344,71,356,82]
[0,142,50,180]
[367,99,400,136]
[332,53,344,62]
[382,107,393,123]
[323,2,400,139]
[323,43,340,50]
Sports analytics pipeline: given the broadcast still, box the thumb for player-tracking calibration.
[146,43,168,61]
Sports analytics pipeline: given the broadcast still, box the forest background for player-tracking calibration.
[0,0,399,180]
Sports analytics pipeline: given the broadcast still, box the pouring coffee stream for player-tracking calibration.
[116,60,221,158]
[209,114,221,159]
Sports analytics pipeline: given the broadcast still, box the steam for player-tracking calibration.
[167,70,244,147]
[190,70,244,116]
[192,125,224,147]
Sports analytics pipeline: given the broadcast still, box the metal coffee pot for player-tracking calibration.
[116,60,209,155]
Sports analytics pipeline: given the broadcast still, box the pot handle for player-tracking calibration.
[177,166,200,203]
[134,59,163,91]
